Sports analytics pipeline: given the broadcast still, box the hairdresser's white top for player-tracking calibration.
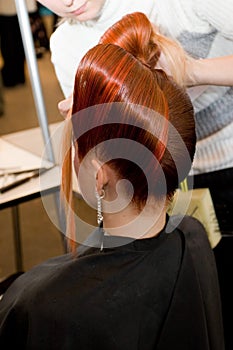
[50,0,233,175]
[152,0,233,175]
[50,0,156,98]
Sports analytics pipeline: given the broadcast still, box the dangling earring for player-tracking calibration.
[95,189,105,225]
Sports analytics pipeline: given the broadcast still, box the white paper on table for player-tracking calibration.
[0,139,54,192]
[0,139,53,172]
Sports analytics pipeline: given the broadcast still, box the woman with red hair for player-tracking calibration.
[0,12,224,350]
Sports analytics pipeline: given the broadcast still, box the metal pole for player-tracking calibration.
[13,1,67,250]
[14,0,55,163]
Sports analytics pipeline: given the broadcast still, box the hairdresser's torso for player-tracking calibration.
[153,0,233,175]
[50,0,233,175]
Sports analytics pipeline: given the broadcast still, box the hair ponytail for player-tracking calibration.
[99,12,160,69]
[100,12,188,87]
[151,24,188,87]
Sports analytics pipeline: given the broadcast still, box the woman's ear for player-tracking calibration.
[91,159,108,194]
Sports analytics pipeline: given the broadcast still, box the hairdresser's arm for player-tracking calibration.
[58,95,73,118]
[187,55,233,87]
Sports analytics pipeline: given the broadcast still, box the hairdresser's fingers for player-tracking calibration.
[58,95,73,118]
[156,52,171,75]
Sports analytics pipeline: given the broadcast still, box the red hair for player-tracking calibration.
[99,11,161,69]
[61,13,195,248]
[99,12,188,86]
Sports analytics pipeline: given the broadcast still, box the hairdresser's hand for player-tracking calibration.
[58,95,73,118]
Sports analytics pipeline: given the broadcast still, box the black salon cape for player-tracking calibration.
[0,215,224,349]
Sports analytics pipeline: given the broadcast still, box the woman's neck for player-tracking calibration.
[102,199,167,240]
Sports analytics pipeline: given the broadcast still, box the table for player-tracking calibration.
[0,122,64,272]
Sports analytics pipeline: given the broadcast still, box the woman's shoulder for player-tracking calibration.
[0,253,73,305]
[167,214,217,287]
[156,215,224,349]
[167,214,213,256]
[168,214,207,238]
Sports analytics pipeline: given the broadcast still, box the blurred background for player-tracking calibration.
[0,3,95,281]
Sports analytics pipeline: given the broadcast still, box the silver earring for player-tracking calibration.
[95,189,105,225]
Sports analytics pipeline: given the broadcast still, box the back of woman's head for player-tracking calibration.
[69,41,196,209]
